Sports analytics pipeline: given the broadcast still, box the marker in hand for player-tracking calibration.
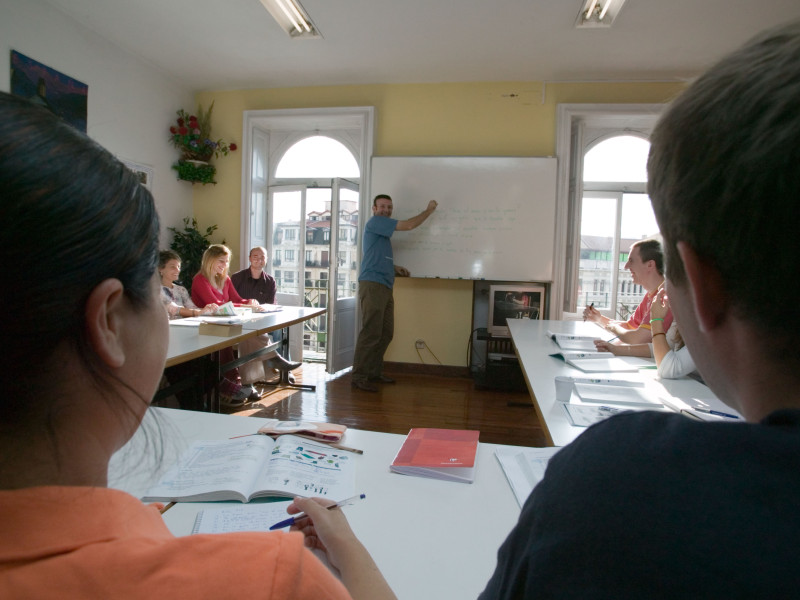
[269,493,366,530]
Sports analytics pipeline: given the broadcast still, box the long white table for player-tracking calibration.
[166,306,326,367]
[159,306,327,407]
[508,319,737,447]
[110,408,522,600]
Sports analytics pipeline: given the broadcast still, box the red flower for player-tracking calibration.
[229,143,237,151]
[177,118,184,127]
[178,126,189,135]
[170,126,178,134]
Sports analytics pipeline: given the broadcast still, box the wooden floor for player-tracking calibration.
[227,362,548,447]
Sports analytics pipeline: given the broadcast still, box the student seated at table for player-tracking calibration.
[156,250,220,410]
[192,244,301,406]
[230,245,295,385]
[480,21,800,598]
[0,91,394,600]
[593,288,696,379]
[158,249,218,319]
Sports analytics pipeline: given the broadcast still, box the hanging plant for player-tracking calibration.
[168,102,237,185]
[172,160,217,185]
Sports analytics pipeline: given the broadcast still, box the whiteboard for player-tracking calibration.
[370,156,557,280]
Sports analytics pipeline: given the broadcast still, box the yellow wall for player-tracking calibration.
[192,81,685,366]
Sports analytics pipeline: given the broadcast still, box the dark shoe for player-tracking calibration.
[369,375,396,384]
[351,379,379,392]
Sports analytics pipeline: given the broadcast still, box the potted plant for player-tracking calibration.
[168,102,237,185]
[168,217,225,292]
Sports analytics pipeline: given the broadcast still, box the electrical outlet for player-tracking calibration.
[415,339,425,349]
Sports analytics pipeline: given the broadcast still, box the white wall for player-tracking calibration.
[0,0,194,246]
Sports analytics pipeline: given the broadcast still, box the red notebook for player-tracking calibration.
[390,428,480,483]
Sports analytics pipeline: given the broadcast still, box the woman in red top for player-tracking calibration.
[192,244,300,406]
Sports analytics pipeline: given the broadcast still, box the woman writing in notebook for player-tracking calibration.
[594,288,696,379]
[0,92,394,600]
[159,249,219,319]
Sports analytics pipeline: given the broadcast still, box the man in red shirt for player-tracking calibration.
[583,238,672,343]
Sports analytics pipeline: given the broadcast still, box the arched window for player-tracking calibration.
[583,135,649,182]
[275,135,360,178]
[578,134,660,320]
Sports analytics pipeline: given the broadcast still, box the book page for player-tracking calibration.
[252,435,356,500]
[142,436,275,502]
[495,447,561,507]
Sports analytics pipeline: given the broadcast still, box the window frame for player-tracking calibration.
[553,104,664,319]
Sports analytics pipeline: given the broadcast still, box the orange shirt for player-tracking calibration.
[0,486,352,599]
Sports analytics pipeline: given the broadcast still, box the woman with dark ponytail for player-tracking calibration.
[0,92,393,600]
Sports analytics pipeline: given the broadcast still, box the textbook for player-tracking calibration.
[562,403,629,427]
[390,428,480,483]
[256,419,347,443]
[550,352,648,373]
[547,332,598,351]
[142,435,355,503]
[573,382,664,408]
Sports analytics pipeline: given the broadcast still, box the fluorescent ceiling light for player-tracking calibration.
[259,0,321,39]
[575,0,628,28]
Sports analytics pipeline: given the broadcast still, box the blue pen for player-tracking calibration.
[693,407,739,419]
[269,493,366,530]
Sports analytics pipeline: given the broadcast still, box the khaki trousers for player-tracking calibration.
[351,280,394,382]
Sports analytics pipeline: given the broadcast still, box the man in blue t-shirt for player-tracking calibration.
[351,194,438,392]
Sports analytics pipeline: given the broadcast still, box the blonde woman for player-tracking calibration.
[192,245,300,406]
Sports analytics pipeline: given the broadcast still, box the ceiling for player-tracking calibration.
[45,0,800,91]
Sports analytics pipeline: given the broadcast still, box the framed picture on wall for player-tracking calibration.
[119,159,155,191]
[10,50,88,132]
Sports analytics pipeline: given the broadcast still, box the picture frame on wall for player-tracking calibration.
[10,50,88,132]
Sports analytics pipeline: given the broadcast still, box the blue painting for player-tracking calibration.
[10,50,88,132]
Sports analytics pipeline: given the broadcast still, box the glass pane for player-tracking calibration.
[578,196,616,311]
[271,190,302,295]
[583,135,650,183]
[336,187,359,301]
[276,135,360,178]
[303,188,332,360]
[616,193,660,321]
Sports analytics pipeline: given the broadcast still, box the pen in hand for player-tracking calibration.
[584,302,594,322]
[269,493,366,530]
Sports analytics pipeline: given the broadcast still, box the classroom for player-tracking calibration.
[3,0,793,372]
[3,2,800,598]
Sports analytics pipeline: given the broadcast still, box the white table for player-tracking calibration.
[508,319,736,447]
[160,306,327,405]
[110,408,522,600]
[166,306,326,367]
